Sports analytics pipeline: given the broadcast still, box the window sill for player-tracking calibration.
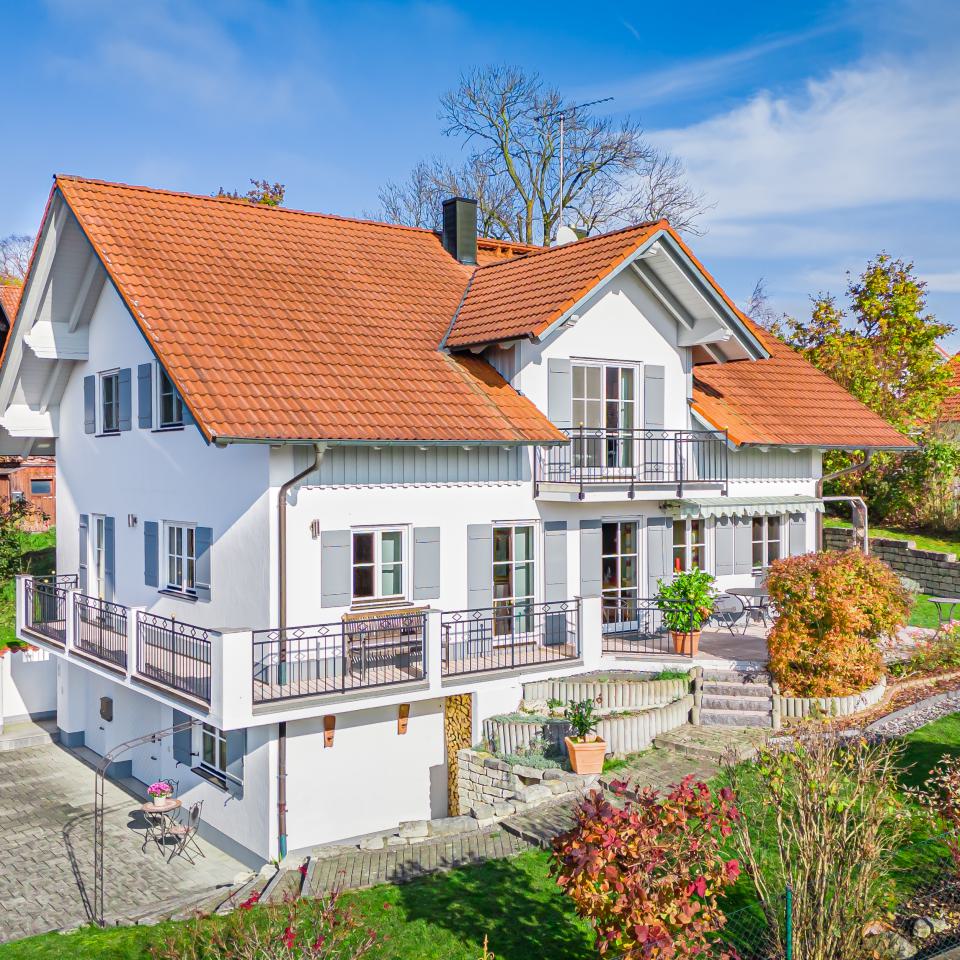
[191,765,227,791]
[349,598,411,613]
[152,425,185,433]
[159,588,198,603]
[95,431,121,438]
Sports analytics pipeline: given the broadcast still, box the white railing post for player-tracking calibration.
[128,606,145,679]
[14,575,28,637]
[579,595,603,670]
[64,588,78,653]
[426,608,443,694]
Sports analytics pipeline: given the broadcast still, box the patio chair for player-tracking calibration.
[709,593,745,636]
[166,801,205,864]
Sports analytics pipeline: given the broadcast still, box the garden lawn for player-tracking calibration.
[0,528,55,651]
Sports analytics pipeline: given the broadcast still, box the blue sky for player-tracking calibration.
[4,0,959,343]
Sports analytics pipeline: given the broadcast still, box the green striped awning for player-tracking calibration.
[663,495,824,520]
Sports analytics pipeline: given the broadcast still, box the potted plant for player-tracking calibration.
[147,781,173,805]
[655,568,716,655]
[563,698,607,775]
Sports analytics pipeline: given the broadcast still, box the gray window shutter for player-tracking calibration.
[544,520,567,602]
[104,516,115,600]
[320,530,351,607]
[579,520,601,598]
[225,728,246,799]
[79,514,89,592]
[144,521,159,588]
[547,358,572,429]
[715,516,735,577]
[644,365,665,429]
[118,367,132,431]
[646,516,672,597]
[466,524,493,609]
[172,709,192,766]
[413,527,441,601]
[83,376,96,434]
[789,513,807,556]
[733,516,753,575]
[137,363,153,429]
[195,526,212,601]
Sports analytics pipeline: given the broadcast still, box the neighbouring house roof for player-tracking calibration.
[0,284,20,325]
[52,176,564,445]
[939,354,960,422]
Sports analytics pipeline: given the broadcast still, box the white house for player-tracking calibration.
[0,177,910,867]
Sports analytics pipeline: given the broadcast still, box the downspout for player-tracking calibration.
[277,442,326,861]
[815,450,873,551]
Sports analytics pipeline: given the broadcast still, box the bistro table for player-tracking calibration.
[928,597,960,629]
[726,586,773,633]
[141,797,182,853]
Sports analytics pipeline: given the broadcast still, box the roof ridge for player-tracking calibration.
[471,219,666,272]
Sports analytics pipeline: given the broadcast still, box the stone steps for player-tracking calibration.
[701,694,773,712]
[653,725,768,761]
[0,718,58,752]
[702,681,773,698]
[701,669,771,684]
[700,708,773,728]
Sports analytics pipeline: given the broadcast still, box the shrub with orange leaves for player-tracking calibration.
[552,775,741,959]
[766,549,911,697]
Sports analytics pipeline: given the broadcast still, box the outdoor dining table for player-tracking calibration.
[141,797,182,853]
[927,597,960,629]
[726,586,773,633]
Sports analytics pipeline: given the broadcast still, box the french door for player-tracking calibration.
[571,363,639,472]
[92,515,107,599]
[601,521,639,627]
[492,524,535,640]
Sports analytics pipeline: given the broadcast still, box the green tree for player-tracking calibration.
[215,179,286,207]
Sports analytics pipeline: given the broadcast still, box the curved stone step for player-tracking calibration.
[701,695,773,712]
[700,708,773,728]
[702,681,773,697]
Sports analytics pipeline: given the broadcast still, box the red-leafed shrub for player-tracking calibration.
[552,775,741,959]
[926,755,960,874]
[766,549,911,697]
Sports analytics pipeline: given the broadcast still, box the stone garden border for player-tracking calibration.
[523,673,691,710]
[483,693,694,758]
[773,676,887,723]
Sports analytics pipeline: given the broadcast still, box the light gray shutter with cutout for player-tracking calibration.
[544,520,568,602]
[715,516,735,577]
[83,376,96,433]
[547,358,573,429]
[320,529,351,607]
[118,367,132,431]
[644,365,665,429]
[467,524,493,609]
[646,515,672,597]
[144,521,159,588]
[195,526,212,601]
[78,514,89,592]
[789,513,807,556]
[225,728,246,799]
[137,363,152,429]
[733,515,753,575]
[104,516,115,600]
[413,527,441,601]
[579,519,602,598]
[172,709,192,766]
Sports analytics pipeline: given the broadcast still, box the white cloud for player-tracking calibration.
[922,272,960,294]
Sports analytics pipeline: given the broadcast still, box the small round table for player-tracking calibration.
[141,797,182,852]
[727,587,772,633]
[927,597,960,629]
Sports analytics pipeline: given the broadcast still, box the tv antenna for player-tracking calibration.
[548,96,614,232]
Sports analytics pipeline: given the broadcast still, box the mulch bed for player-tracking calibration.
[829,670,960,731]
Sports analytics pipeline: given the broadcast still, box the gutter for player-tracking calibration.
[276,442,326,861]
[815,450,873,551]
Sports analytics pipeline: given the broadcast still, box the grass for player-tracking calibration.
[0,528,56,651]
[824,517,960,557]
[910,594,940,630]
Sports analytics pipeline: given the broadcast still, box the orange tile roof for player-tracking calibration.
[0,284,21,324]
[692,338,913,448]
[53,176,563,445]
[475,237,541,265]
[447,222,663,347]
[939,354,960,421]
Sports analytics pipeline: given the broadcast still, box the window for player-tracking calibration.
[30,479,52,495]
[157,367,184,428]
[571,362,638,469]
[165,522,196,593]
[601,521,638,623]
[352,528,405,601]
[92,514,107,598]
[100,370,120,434]
[672,518,707,573]
[201,723,227,779]
[752,515,784,571]
[492,524,535,636]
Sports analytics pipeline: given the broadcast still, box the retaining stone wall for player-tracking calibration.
[774,676,886,722]
[523,675,690,710]
[825,527,960,596]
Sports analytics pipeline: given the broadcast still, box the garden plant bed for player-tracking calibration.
[833,670,960,732]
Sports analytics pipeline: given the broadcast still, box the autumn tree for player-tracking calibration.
[0,234,31,284]
[376,65,708,244]
[744,278,782,331]
[215,179,286,207]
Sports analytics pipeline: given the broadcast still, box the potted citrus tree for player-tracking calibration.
[563,698,607,775]
[655,568,716,655]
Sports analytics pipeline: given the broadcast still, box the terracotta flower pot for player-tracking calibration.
[670,630,701,656]
[564,735,607,775]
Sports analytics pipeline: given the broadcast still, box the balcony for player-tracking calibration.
[535,427,728,499]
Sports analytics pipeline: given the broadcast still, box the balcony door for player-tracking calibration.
[92,514,107,599]
[492,524,535,641]
[601,521,639,627]
[571,363,639,473]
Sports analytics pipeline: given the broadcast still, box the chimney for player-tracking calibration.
[442,197,478,265]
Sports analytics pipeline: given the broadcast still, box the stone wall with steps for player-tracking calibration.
[693,668,776,729]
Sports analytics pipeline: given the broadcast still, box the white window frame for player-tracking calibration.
[99,369,120,435]
[571,360,641,472]
[751,514,785,572]
[601,519,639,624]
[91,513,107,599]
[491,522,537,640]
[164,521,197,595]
[155,363,184,430]
[200,723,227,780]
[350,526,407,604]
[672,517,708,573]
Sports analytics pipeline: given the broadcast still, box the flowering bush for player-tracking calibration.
[552,775,741,958]
[153,886,376,959]
[766,549,912,696]
[148,781,173,799]
[925,755,960,873]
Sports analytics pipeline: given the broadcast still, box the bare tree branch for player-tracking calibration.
[0,234,32,283]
